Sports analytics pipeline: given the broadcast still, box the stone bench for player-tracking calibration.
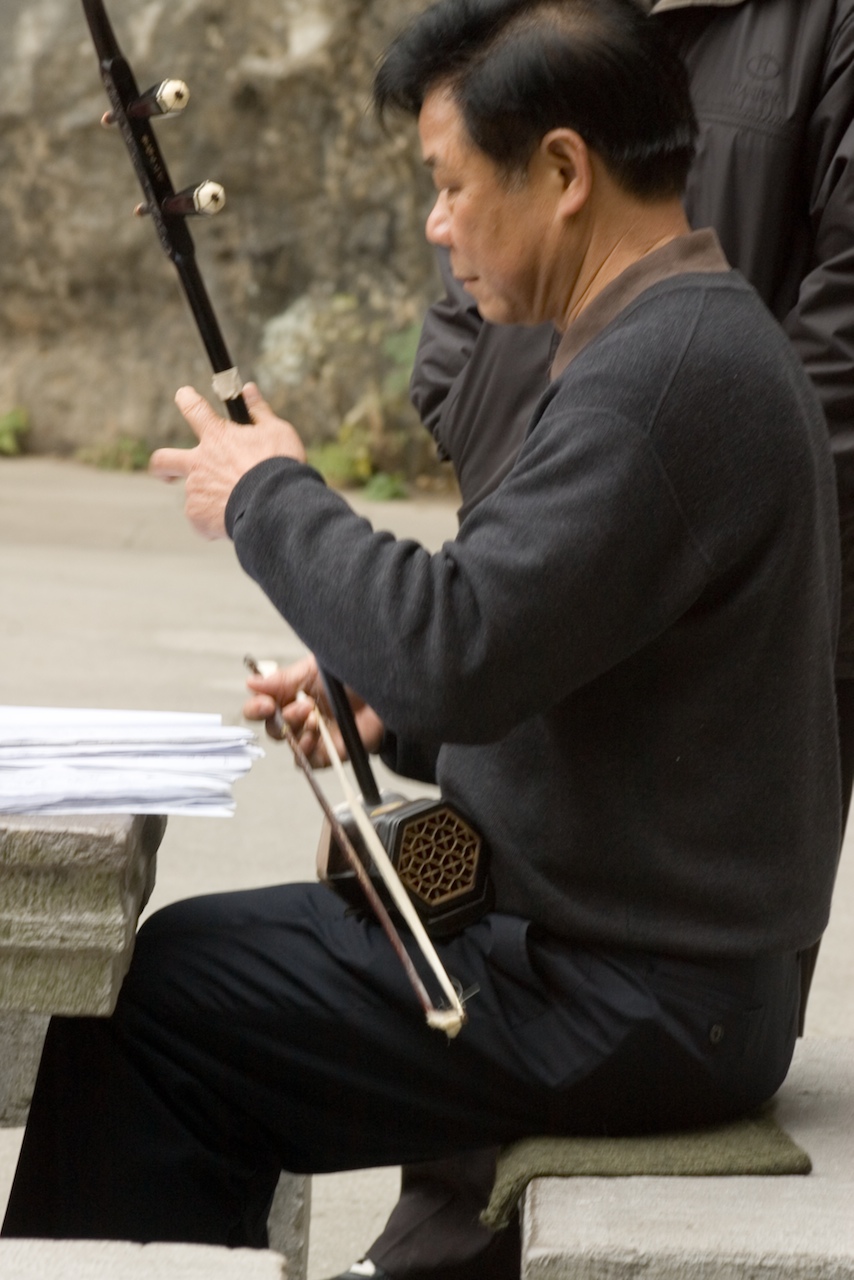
[0,813,164,1125]
[519,1037,854,1279]
[0,1239,287,1278]
[0,814,164,1019]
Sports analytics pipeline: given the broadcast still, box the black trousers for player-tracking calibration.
[2,883,799,1247]
[367,1149,518,1280]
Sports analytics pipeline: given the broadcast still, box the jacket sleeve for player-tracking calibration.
[408,247,487,450]
[782,9,854,496]
[409,248,558,513]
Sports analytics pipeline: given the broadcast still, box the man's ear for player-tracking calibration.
[541,128,593,217]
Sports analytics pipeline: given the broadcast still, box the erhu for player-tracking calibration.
[79,2,491,1027]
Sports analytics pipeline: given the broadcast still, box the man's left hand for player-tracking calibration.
[149,382,306,539]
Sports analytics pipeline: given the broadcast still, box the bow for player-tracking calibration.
[80,0,467,1036]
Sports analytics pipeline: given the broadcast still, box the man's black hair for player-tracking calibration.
[373,0,697,199]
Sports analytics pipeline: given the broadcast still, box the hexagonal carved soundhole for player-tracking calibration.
[395,811,481,906]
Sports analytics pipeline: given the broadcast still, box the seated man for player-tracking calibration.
[346,3,854,1273]
[2,0,841,1246]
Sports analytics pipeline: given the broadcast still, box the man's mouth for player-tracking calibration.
[450,257,476,287]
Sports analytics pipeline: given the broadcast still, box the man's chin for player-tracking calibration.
[458,277,529,325]
[476,300,519,326]
[462,285,512,325]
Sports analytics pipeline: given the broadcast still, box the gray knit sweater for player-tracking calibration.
[227,267,840,959]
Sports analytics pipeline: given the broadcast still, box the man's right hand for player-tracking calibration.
[243,653,384,768]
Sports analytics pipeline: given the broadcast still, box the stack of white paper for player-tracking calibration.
[0,706,263,817]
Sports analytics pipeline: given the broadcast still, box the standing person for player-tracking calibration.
[321,2,854,1277]
[1,0,841,1260]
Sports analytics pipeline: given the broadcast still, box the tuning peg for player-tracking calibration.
[134,180,226,219]
[164,181,226,216]
[102,79,190,127]
[131,79,190,118]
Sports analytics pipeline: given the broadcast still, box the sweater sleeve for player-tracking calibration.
[225,363,712,745]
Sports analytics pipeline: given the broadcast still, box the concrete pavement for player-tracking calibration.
[0,457,852,1276]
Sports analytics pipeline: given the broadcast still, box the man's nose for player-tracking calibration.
[426,192,451,246]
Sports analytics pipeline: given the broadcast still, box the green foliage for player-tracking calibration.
[307,426,409,500]
[305,322,425,494]
[307,431,373,489]
[381,324,422,399]
[362,471,408,501]
[0,407,29,457]
[75,436,151,472]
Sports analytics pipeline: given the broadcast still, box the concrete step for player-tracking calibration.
[520,1037,854,1279]
[0,1239,286,1278]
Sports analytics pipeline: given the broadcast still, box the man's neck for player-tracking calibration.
[558,199,691,331]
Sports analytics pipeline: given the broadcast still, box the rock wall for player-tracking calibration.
[0,0,442,468]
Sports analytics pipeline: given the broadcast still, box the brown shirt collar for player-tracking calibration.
[648,1,748,11]
[551,228,730,381]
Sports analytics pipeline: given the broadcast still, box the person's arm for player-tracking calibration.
[152,293,764,751]
[409,248,485,447]
[411,249,558,514]
[782,12,854,496]
[222,377,715,746]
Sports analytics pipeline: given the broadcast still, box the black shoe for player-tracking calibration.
[327,1262,393,1280]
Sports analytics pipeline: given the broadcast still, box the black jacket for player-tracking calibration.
[410,0,854,663]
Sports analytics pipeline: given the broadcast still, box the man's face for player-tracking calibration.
[419,87,565,326]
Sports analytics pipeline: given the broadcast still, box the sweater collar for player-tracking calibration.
[648,1,748,11]
[551,228,729,380]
